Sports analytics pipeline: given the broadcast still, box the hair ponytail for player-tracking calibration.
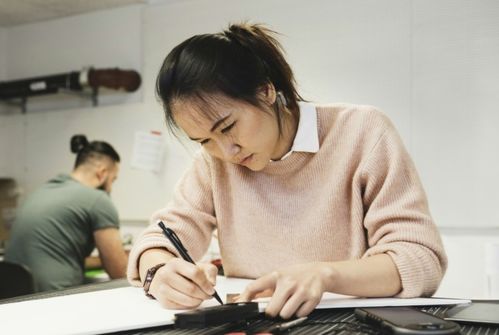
[70,134,120,169]
[70,134,89,153]
[223,23,300,113]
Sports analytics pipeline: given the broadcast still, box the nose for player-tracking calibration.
[219,141,241,159]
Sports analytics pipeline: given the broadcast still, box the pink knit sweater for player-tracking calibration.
[127,103,447,297]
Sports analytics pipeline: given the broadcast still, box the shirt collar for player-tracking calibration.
[279,101,319,160]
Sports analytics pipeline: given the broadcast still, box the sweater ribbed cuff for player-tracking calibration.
[126,234,178,287]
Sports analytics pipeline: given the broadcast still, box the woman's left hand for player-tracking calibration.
[236,262,334,319]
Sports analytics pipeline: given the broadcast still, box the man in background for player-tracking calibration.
[5,135,128,292]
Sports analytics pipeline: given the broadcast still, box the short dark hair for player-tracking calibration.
[70,135,120,169]
[156,22,303,136]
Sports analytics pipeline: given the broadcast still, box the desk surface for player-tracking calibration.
[1,281,498,335]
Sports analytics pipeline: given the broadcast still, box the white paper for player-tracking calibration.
[218,277,470,310]
[0,276,471,335]
[131,131,164,173]
[253,292,471,310]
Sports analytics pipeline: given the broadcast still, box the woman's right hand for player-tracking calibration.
[148,258,218,309]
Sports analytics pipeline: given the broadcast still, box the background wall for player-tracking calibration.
[0,0,498,298]
[0,27,5,80]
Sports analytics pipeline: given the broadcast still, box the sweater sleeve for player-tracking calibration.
[360,115,447,297]
[127,150,217,286]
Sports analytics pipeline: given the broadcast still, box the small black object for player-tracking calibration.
[174,302,259,329]
[355,307,461,334]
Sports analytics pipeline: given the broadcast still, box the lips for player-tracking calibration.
[239,154,253,165]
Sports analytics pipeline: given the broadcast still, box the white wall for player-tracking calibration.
[437,229,499,299]
[412,0,499,229]
[0,27,5,80]
[1,0,499,298]
[0,27,26,180]
[5,6,141,79]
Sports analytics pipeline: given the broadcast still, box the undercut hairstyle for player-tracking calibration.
[156,22,303,137]
[70,135,120,169]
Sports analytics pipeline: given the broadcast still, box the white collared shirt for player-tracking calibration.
[276,102,319,161]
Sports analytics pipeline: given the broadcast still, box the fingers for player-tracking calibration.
[157,282,204,309]
[165,268,212,300]
[265,280,294,317]
[172,259,216,296]
[295,299,320,318]
[278,287,321,319]
[198,262,218,286]
[150,259,217,309]
[237,272,277,302]
[237,270,323,319]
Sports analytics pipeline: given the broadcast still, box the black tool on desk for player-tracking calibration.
[355,307,461,335]
[158,221,224,305]
[174,302,259,328]
[259,316,308,334]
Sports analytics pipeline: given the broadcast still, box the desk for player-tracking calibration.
[1,281,498,335]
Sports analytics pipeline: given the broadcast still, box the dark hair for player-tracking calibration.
[156,22,303,136]
[70,135,120,169]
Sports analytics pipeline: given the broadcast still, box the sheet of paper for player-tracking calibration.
[255,292,471,309]
[0,286,173,335]
[224,277,470,310]
[0,276,471,335]
[131,131,164,173]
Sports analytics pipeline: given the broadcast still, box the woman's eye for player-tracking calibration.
[221,122,236,134]
[200,139,210,145]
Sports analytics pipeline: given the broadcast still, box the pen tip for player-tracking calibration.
[214,293,224,305]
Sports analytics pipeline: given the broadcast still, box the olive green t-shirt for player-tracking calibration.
[5,174,119,292]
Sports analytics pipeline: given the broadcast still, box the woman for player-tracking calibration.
[127,23,447,319]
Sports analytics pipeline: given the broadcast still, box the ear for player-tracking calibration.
[95,164,108,184]
[260,83,277,105]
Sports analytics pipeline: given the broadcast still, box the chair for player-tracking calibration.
[0,261,35,299]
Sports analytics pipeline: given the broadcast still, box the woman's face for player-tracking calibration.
[173,92,292,171]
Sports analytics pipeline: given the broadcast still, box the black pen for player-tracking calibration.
[158,221,224,305]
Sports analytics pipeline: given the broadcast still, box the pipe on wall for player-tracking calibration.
[0,67,141,100]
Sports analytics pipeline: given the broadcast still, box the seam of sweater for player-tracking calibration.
[359,126,389,182]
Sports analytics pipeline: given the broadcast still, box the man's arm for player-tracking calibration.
[94,227,128,278]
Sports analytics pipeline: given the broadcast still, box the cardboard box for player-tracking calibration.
[0,178,19,243]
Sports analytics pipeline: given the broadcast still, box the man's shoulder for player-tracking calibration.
[38,175,112,209]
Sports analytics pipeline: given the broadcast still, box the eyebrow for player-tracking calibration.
[188,115,231,141]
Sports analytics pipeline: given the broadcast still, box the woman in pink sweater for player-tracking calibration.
[127,23,447,319]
